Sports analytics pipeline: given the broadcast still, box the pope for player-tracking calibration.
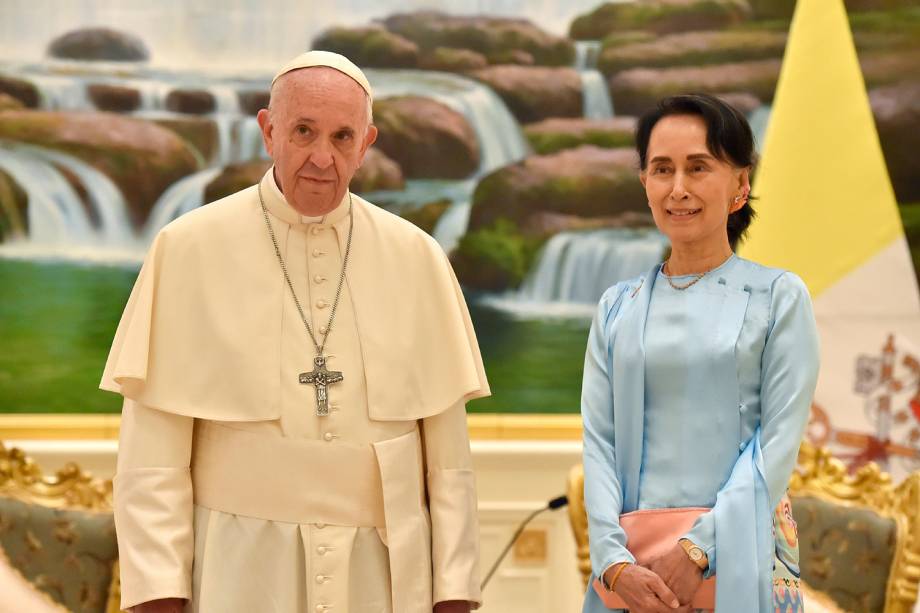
[102,51,490,613]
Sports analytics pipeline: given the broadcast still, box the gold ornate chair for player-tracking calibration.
[0,441,122,613]
[566,441,920,612]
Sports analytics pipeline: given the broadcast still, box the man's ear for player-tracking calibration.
[257,108,274,157]
[357,124,378,167]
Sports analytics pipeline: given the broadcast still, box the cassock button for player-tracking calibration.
[316,606,328,612]
[319,325,328,335]
[316,299,329,309]
[739,442,746,451]
[311,226,323,235]
[739,403,747,413]
[316,522,326,529]
[312,248,324,258]
[314,274,326,284]
[323,432,335,442]
[317,545,328,555]
[315,574,325,584]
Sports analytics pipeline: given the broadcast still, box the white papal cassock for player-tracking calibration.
[102,169,490,612]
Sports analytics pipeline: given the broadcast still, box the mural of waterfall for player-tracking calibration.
[14,0,904,416]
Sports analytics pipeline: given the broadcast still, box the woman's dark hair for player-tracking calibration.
[635,93,757,250]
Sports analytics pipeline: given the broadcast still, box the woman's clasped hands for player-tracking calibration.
[605,543,703,613]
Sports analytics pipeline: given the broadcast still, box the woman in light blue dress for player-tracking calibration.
[581,94,819,613]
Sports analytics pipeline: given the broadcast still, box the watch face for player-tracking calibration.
[689,548,704,561]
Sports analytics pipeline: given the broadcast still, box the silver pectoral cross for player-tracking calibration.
[299,355,343,416]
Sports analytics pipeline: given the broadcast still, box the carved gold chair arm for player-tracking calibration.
[0,441,113,511]
[566,463,591,588]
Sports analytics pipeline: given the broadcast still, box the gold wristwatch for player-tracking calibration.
[678,538,709,570]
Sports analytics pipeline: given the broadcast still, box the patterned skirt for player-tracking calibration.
[772,494,805,612]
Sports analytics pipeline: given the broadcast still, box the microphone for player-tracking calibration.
[480,495,569,590]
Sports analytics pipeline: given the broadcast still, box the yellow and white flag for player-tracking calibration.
[739,0,920,479]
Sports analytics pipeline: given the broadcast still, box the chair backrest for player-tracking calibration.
[789,441,920,613]
[565,441,920,612]
[0,441,121,613]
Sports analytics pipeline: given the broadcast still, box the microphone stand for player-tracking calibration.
[480,495,569,591]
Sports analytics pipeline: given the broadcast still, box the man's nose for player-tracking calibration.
[308,141,334,170]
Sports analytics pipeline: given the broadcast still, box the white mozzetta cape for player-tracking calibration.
[101,170,490,421]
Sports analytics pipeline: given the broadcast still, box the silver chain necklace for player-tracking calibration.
[258,184,354,416]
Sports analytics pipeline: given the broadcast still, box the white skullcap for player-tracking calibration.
[272,50,373,100]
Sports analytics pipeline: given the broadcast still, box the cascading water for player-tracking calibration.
[143,167,224,242]
[0,142,144,262]
[519,229,667,304]
[236,117,269,163]
[749,105,772,152]
[28,73,93,111]
[482,229,667,318]
[432,198,473,254]
[0,144,94,246]
[574,41,614,120]
[26,145,134,246]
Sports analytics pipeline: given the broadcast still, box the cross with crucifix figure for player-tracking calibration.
[299,355,343,416]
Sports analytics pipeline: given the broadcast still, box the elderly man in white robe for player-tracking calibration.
[102,51,489,613]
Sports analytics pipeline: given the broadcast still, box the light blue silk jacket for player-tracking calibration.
[581,255,820,612]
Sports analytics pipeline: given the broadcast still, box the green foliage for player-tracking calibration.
[601,31,657,49]
[400,199,451,235]
[453,219,543,291]
[570,0,749,39]
[313,27,418,68]
[598,30,787,75]
[526,128,634,155]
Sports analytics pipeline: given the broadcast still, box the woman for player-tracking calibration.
[581,94,819,613]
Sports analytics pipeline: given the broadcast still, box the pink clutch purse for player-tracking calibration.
[592,507,716,610]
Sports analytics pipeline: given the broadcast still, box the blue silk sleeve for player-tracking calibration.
[683,272,819,575]
[581,283,637,578]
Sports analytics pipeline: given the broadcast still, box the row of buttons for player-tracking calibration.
[314,508,333,612]
[311,240,330,332]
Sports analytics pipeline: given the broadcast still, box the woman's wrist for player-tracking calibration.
[678,538,709,570]
[602,562,631,592]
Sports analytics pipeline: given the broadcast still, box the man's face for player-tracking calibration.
[257,67,377,216]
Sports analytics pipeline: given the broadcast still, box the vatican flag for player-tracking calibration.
[739,0,920,478]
